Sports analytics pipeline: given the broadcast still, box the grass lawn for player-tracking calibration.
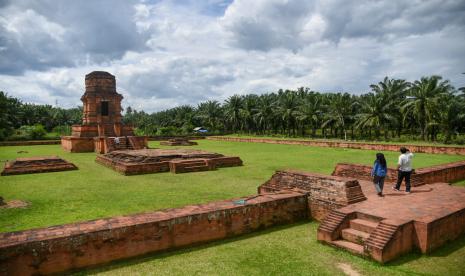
[223,134,465,147]
[1,140,465,275]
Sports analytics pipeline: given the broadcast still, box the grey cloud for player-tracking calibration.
[320,0,465,40]
[222,0,465,52]
[0,0,149,75]
[122,58,235,104]
[222,0,314,51]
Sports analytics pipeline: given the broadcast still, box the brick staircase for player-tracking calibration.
[107,137,134,151]
[365,221,398,251]
[328,216,381,256]
[318,210,347,235]
[169,159,210,173]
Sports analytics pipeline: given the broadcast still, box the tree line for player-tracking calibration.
[1,75,465,143]
[125,75,465,143]
[0,91,82,140]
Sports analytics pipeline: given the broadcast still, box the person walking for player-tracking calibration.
[371,153,387,197]
[393,147,414,194]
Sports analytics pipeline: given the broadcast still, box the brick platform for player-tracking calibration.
[1,156,78,176]
[95,149,243,175]
[258,170,366,220]
[0,192,308,275]
[160,138,198,146]
[207,136,465,155]
[332,161,465,185]
[317,180,465,263]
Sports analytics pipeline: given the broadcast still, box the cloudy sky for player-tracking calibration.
[1,0,465,112]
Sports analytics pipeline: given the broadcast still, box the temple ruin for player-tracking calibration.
[1,156,77,176]
[96,148,243,175]
[61,71,147,153]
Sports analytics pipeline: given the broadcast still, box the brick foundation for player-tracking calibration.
[207,136,465,155]
[0,192,308,275]
[258,170,366,221]
[95,149,242,175]
[1,156,77,176]
[61,137,95,152]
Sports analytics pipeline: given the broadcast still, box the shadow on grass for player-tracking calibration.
[386,233,465,266]
[74,221,311,275]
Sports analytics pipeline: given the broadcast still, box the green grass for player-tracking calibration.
[1,140,465,275]
[78,222,465,276]
[224,133,465,147]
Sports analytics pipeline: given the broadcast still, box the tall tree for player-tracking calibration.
[402,76,453,140]
[224,95,243,132]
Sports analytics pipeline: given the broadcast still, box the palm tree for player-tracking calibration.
[277,91,299,136]
[239,95,258,133]
[355,93,396,139]
[196,101,222,131]
[402,76,453,140]
[253,94,276,134]
[363,77,410,139]
[429,94,465,142]
[296,93,321,137]
[224,95,243,132]
[322,93,354,140]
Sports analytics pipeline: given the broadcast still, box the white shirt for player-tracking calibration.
[398,152,413,172]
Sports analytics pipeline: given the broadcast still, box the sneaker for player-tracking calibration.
[405,191,411,194]
[392,186,400,192]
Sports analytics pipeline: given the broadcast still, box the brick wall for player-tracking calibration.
[207,137,465,155]
[0,192,308,275]
[332,161,465,185]
[0,140,61,146]
[415,160,465,184]
[258,170,366,220]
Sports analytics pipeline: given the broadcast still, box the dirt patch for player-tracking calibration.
[337,263,360,276]
[0,200,29,209]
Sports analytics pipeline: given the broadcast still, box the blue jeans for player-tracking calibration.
[373,175,385,193]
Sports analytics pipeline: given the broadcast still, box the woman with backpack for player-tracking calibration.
[371,153,387,197]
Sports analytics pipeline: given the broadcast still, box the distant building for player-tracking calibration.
[193,127,208,133]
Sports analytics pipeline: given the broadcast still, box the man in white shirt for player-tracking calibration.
[393,147,414,193]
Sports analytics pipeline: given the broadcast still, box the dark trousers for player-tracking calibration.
[395,170,412,192]
[373,176,385,193]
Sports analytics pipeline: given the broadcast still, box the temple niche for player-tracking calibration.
[61,71,147,153]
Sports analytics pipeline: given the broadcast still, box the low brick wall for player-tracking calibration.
[415,160,465,184]
[0,192,308,275]
[0,140,61,146]
[258,170,366,220]
[95,155,171,175]
[149,136,206,141]
[207,136,465,155]
[332,161,465,185]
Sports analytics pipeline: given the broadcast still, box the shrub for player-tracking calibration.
[14,124,47,140]
[156,126,179,136]
[52,125,72,136]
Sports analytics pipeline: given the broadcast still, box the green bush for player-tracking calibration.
[156,126,179,136]
[52,125,72,136]
[12,124,47,140]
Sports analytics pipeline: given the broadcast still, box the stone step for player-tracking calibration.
[350,219,378,234]
[341,228,370,245]
[182,165,210,172]
[330,240,365,256]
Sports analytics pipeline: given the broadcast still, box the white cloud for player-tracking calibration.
[0,0,464,113]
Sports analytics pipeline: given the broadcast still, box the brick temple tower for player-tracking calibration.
[61,71,147,153]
